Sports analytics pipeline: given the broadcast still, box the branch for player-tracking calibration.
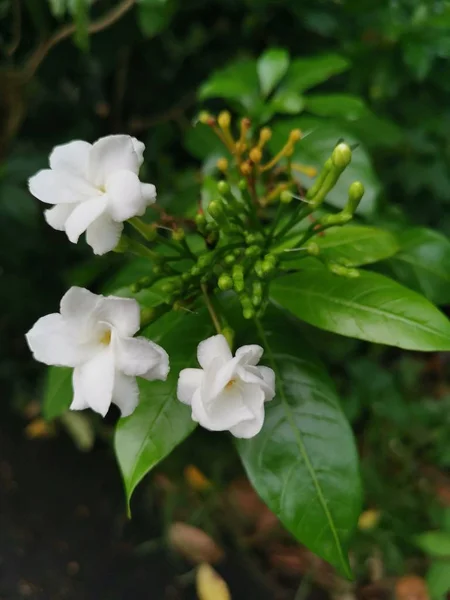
[23,0,136,80]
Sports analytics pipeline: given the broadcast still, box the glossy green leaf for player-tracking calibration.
[236,311,361,578]
[415,531,450,558]
[257,48,289,97]
[42,366,73,420]
[270,90,304,114]
[282,54,349,94]
[269,117,380,214]
[198,58,259,111]
[114,310,215,509]
[427,560,450,600]
[286,225,399,267]
[305,94,369,120]
[388,228,450,305]
[270,270,450,351]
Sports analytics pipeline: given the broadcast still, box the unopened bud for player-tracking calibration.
[346,181,365,214]
[238,179,247,190]
[259,127,272,144]
[332,143,352,169]
[224,253,236,265]
[306,242,320,256]
[217,180,230,195]
[198,111,212,125]
[240,161,252,175]
[249,147,262,163]
[216,158,229,172]
[218,110,231,128]
[289,129,302,142]
[172,228,185,242]
[280,190,293,204]
[245,245,260,258]
[208,200,223,220]
[218,273,233,291]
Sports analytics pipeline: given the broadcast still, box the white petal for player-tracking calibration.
[85,214,123,255]
[95,296,140,337]
[191,384,255,432]
[60,286,100,322]
[141,340,170,381]
[112,371,139,417]
[25,313,85,367]
[105,170,154,222]
[113,335,168,378]
[229,383,266,438]
[88,135,142,187]
[131,137,145,167]
[73,349,115,417]
[45,204,76,231]
[141,183,157,203]
[235,344,264,366]
[177,368,203,405]
[29,169,96,204]
[197,334,232,370]
[49,140,91,177]
[70,372,89,411]
[257,366,276,401]
[65,196,108,243]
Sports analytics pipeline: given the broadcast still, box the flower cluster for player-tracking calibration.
[26,134,276,438]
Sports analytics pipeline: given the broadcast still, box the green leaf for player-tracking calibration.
[292,225,399,267]
[305,94,369,120]
[387,228,450,305]
[269,117,380,214]
[68,0,89,51]
[270,270,450,351]
[48,0,67,18]
[415,531,450,558]
[198,58,259,111]
[42,366,73,420]
[236,311,361,578]
[257,48,289,97]
[270,90,305,115]
[282,54,349,94]
[427,560,450,600]
[114,310,215,510]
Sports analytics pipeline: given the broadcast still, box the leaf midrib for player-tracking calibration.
[254,319,349,577]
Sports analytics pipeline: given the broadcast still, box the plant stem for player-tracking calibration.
[201,284,222,334]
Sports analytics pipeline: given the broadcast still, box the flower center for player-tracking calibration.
[225,379,236,390]
[99,329,112,345]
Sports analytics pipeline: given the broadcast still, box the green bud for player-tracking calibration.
[224,253,236,265]
[172,228,185,242]
[197,253,213,269]
[320,211,352,226]
[264,253,277,267]
[234,279,245,293]
[238,179,247,190]
[331,143,352,170]
[252,281,263,297]
[218,273,233,291]
[245,245,260,258]
[205,222,217,233]
[190,266,201,277]
[195,213,206,227]
[329,263,360,278]
[346,181,365,214]
[254,260,264,278]
[232,264,244,280]
[243,305,255,320]
[306,242,320,256]
[181,272,191,282]
[280,190,293,204]
[252,295,262,307]
[130,282,140,294]
[161,281,176,294]
[140,307,157,327]
[208,200,223,220]
[245,232,264,245]
[217,180,230,195]
[152,264,163,275]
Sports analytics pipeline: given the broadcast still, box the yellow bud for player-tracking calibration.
[289,128,302,142]
[358,509,380,531]
[216,158,228,172]
[218,110,231,129]
[240,161,252,175]
[184,465,212,491]
[198,111,212,125]
[249,147,262,163]
[235,141,247,154]
[259,127,272,144]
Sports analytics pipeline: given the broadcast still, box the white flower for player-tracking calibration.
[28,135,156,255]
[177,334,275,438]
[26,287,169,417]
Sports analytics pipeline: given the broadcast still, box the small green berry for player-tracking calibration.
[218,273,233,291]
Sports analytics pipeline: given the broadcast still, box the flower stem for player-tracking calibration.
[201,284,222,334]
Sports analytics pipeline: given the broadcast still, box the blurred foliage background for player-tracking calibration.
[2,0,450,597]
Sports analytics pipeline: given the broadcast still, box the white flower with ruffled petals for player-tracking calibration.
[28,135,156,255]
[177,334,275,438]
[26,287,169,417]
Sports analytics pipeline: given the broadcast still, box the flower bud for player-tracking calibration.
[238,179,247,190]
[249,147,262,164]
[198,111,212,125]
[208,200,223,220]
[346,181,365,214]
[306,242,320,256]
[218,273,233,291]
[289,129,302,142]
[240,161,252,175]
[259,127,272,144]
[218,111,231,128]
[280,190,293,204]
[216,158,229,172]
[172,228,185,242]
[331,143,352,169]
[245,245,260,258]
[217,180,230,195]
[224,253,236,265]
